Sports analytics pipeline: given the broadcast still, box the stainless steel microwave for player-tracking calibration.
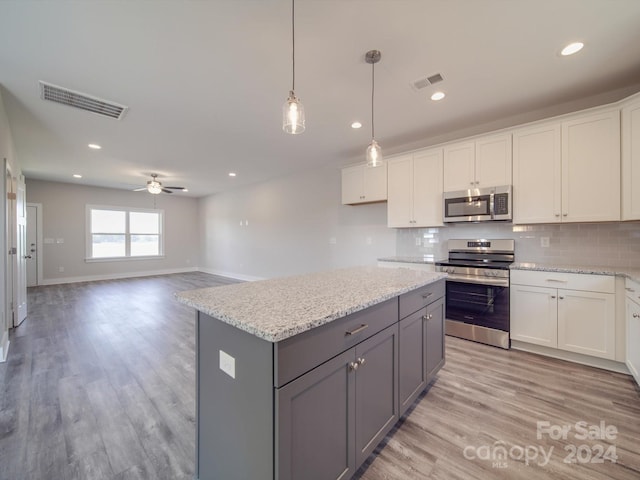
[443,185,512,222]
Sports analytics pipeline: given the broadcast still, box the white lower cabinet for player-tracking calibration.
[511,270,616,360]
[625,279,640,386]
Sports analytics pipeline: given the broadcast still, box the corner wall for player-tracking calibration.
[198,166,395,280]
[26,179,200,284]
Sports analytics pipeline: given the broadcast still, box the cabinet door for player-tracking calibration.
[413,148,444,227]
[475,133,512,188]
[425,297,445,381]
[557,289,615,360]
[276,349,356,480]
[398,309,426,416]
[510,284,558,348]
[562,111,621,222]
[387,154,414,227]
[342,165,364,205]
[513,123,562,224]
[363,163,387,202]
[622,97,640,220]
[354,325,399,467]
[627,299,640,386]
[443,141,475,191]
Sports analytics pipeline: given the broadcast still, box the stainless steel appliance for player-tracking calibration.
[443,185,512,223]
[436,239,514,349]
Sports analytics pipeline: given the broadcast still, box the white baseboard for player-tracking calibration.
[38,267,199,286]
[0,330,9,363]
[197,267,265,282]
[511,340,630,374]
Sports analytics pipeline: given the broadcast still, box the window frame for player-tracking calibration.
[85,205,164,262]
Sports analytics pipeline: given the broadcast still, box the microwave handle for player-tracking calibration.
[489,192,495,219]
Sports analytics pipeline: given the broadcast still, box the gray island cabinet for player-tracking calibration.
[176,266,446,480]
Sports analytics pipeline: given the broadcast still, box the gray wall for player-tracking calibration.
[1,88,20,358]
[198,166,395,280]
[26,179,200,284]
[397,221,640,268]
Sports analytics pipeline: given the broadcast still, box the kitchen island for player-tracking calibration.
[176,266,446,480]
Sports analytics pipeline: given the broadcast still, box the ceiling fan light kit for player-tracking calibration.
[134,174,186,195]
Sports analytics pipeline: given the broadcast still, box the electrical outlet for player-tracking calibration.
[219,350,236,379]
[540,237,550,248]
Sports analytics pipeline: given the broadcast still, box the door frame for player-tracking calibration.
[26,202,43,287]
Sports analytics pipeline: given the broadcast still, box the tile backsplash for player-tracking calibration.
[396,221,640,268]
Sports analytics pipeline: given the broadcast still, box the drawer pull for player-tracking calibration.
[357,357,366,367]
[546,278,568,283]
[349,361,359,371]
[634,313,639,319]
[626,287,636,292]
[345,324,369,336]
[551,295,556,299]
[422,292,434,299]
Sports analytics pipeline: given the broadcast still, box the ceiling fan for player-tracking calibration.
[133,174,187,194]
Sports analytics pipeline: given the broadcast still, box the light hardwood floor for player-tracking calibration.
[0,272,638,480]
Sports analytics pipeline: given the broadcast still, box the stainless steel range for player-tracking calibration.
[435,239,514,349]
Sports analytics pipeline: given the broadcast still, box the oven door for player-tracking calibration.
[445,279,510,332]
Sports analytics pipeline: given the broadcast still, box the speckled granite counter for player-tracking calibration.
[176,266,446,342]
[511,262,640,283]
[378,256,442,264]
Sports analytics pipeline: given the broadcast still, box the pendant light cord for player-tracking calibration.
[291,0,296,92]
[371,61,375,139]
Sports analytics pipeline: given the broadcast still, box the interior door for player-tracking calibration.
[14,175,27,326]
[26,205,38,287]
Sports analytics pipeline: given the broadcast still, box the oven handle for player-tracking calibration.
[444,274,509,287]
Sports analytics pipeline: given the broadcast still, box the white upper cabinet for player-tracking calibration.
[513,123,562,224]
[387,148,443,228]
[562,110,620,222]
[443,134,512,191]
[513,109,620,224]
[341,163,387,205]
[622,95,640,220]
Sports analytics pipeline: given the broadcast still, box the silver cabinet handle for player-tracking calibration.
[357,357,366,367]
[633,313,639,318]
[24,255,32,259]
[546,278,568,283]
[551,295,556,299]
[559,296,565,300]
[422,292,433,299]
[626,287,636,292]
[422,315,427,321]
[349,361,359,371]
[345,324,368,336]
[563,213,568,217]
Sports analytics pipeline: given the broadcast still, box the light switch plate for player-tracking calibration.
[219,350,236,379]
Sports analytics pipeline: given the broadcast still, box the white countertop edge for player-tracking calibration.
[511,262,640,283]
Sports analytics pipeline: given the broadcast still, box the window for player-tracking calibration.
[87,206,163,260]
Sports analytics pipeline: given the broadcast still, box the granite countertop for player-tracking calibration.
[176,266,447,343]
[511,262,640,283]
[378,256,443,264]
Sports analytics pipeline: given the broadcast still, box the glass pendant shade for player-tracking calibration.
[366,139,383,167]
[283,91,305,134]
[147,181,162,194]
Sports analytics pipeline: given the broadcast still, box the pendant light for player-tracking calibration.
[282,0,305,134]
[365,50,382,167]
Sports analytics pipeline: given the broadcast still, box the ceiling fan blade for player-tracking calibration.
[161,188,173,194]
[164,186,185,190]
[133,187,147,191]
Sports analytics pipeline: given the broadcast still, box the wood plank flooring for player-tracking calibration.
[0,272,638,480]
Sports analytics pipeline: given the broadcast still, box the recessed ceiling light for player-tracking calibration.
[351,121,362,129]
[431,91,446,101]
[229,172,237,177]
[72,174,82,178]
[561,42,584,56]
[88,143,101,149]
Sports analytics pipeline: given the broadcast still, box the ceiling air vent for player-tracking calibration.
[411,73,444,92]
[39,81,128,120]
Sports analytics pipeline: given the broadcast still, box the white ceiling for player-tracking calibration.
[1,0,640,197]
